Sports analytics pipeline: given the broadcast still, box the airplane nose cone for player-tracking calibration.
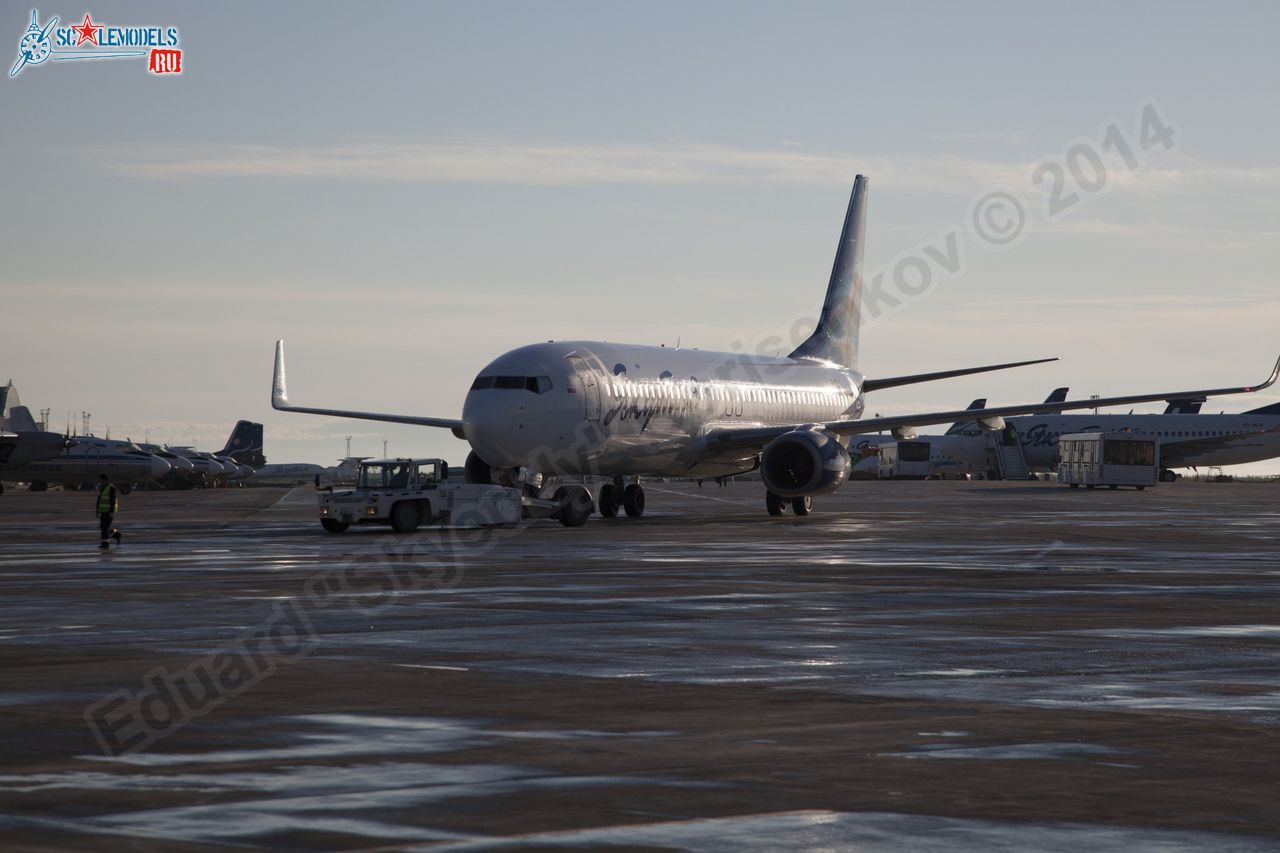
[150,456,172,478]
[462,391,518,468]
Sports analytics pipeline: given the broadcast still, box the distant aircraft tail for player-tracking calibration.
[6,405,40,432]
[790,175,868,370]
[1243,400,1280,416]
[218,420,265,467]
[1042,387,1069,414]
[945,399,987,435]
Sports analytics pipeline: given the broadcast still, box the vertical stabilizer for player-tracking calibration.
[6,406,39,432]
[945,399,987,435]
[789,175,868,369]
[218,420,265,467]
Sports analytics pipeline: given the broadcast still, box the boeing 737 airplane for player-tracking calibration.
[272,175,1280,522]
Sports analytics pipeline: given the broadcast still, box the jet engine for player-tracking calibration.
[761,428,852,497]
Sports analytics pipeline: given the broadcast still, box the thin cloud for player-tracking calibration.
[103,141,1280,198]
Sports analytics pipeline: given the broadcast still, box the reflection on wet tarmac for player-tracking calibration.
[2,482,1279,847]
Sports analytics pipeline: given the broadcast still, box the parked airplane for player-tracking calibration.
[986,401,1280,481]
[270,175,1280,521]
[0,404,68,466]
[868,398,1280,482]
[253,457,367,485]
[852,388,1071,479]
[0,435,170,494]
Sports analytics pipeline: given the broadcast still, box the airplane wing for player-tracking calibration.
[704,354,1280,454]
[860,357,1058,393]
[1159,424,1280,467]
[944,398,987,435]
[271,340,466,439]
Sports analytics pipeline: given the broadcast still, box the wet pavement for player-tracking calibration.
[1,481,1278,850]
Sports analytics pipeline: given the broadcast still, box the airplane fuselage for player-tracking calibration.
[0,442,170,486]
[1012,413,1280,470]
[462,342,865,478]
[857,412,1280,477]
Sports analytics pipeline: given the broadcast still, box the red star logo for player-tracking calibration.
[72,13,102,47]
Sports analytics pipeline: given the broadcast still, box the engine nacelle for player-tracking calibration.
[977,416,1006,432]
[761,428,852,498]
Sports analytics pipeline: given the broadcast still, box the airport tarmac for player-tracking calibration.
[1,480,1278,851]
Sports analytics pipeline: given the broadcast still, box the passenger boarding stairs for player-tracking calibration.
[991,433,1030,481]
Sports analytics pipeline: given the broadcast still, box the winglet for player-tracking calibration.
[272,340,290,410]
[1245,353,1280,393]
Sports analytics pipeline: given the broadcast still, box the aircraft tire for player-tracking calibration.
[792,495,812,516]
[30,481,48,492]
[119,484,133,496]
[598,483,620,517]
[321,518,350,533]
[1159,469,1177,483]
[390,501,421,533]
[554,485,592,527]
[766,490,787,516]
[0,481,4,495]
[623,484,645,518]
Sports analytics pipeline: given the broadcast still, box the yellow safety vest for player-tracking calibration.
[96,484,117,514]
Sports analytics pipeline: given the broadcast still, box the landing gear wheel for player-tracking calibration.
[554,485,592,527]
[119,484,133,496]
[30,481,48,492]
[464,451,493,484]
[1159,469,1177,483]
[1069,484,1079,489]
[623,483,645,518]
[598,482,620,518]
[792,495,812,516]
[321,518,350,533]
[766,490,787,516]
[390,501,421,533]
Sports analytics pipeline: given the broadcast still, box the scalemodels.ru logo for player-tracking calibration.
[10,9,182,78]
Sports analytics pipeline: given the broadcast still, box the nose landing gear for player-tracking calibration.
[767,491,813,516]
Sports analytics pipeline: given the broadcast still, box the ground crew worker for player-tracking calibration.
[96,474,121,549]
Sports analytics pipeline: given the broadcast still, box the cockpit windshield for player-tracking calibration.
[470,375,553,393]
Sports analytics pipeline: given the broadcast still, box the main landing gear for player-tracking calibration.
[766,490,812,517]
[1159,469,1178,483]
[596,479,645,519]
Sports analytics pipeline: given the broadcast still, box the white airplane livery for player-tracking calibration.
[994,404,1280,480]
[272,176,1280,522]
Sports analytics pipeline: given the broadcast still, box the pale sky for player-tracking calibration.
[3,1,1279,472]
